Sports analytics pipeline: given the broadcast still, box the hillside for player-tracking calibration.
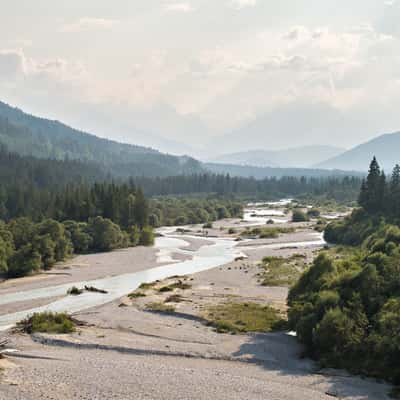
[316,131,400,172]
[210,146,344,168]
[0,101,203,177]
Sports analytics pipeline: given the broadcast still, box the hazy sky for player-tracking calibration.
[1,0,400,155]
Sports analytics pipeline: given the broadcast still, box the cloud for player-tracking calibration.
[0,49,25,78]
[165,2,194,12]
[0,49,87,85]
[230,0,257,10]
[60,18,119,33]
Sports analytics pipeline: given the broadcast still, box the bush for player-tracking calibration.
[87,216,124,252]
[139,227,155,246]
[307,209,321,218]
[292,210,309,222]
[18,312,75,334]
[67,286,83,296]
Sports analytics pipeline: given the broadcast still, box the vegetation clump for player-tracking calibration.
[18,312,76,334]
[67,286,83,296]
[205,302,286,334]
[146,302,176,313]
[292,210,309,222]
[241,226,294,239]
[128,291,146,299]
[158,281,192,292]
[260,255,305,287]
[288,157,400,385]
[138,282,157,290]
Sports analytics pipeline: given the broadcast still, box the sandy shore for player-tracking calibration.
[0,210,392,399]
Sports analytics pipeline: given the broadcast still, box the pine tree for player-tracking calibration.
[363,157,385,214]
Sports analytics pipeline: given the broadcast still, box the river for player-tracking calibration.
[0,201,325,330]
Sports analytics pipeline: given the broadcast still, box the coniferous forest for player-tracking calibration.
[288,157,400,384]
[0,143,361,281]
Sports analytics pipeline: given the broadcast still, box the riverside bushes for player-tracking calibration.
[288,157,400,385]
[0,216,154,279]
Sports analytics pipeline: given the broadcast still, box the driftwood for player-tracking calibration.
[84,285,108,294]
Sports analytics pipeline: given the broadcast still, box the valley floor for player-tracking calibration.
[0,211,392,399]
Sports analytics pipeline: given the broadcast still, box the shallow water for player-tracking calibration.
[0,235,240,329]
[0,202,323,330]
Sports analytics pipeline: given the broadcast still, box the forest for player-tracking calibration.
[288,157,400,385]
[0,147,245,279]
[0,142,361,281]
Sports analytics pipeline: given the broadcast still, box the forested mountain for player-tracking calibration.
[0,101,203,177]
[316,131,400,172]
[209,146,344,168]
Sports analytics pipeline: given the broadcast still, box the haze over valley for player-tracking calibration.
[1,2,400,400]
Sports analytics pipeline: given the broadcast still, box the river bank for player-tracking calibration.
[0,202,392,399]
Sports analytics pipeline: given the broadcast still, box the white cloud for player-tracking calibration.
[60,18,119,33]
[230,0,257,10]
[165,2,194,12]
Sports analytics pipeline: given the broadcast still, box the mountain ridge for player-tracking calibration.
[0,101,203,178]
[209,145,345,168]
[315,131,400,172]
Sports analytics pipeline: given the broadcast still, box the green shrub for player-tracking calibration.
[18,312,75,334]
[292,210,309,222]
[139,227,155,246]
[67,286,83,296]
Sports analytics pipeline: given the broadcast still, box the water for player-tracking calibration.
[0,235,240,330]
[0,201,325,330]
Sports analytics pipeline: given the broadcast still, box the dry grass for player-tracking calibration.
[145,302,176,313]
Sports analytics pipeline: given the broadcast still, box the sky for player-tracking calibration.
[1,0,400,156]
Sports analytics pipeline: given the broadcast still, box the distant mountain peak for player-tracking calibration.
[316,131,400,172]
[209,145,345,169]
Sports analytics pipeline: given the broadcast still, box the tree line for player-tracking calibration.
[289,157,400,385]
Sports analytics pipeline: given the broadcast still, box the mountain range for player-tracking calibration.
[0,101,203,178]
[1,99,397,179]
[209,146,344,169]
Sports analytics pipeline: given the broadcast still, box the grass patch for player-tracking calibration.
[146,302,176,313]
[18,312,76,334]
[241,227,295,239]
[128,291,146,299]
[158,280,192,292]
[259,255,305,287]
[204,302,286,334]
[138,281,157,290]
